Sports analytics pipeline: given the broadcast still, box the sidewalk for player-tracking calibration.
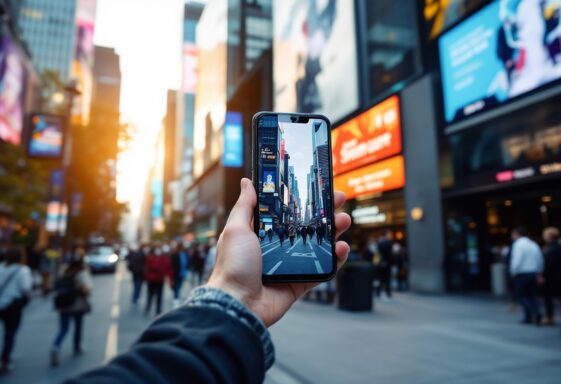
[266,294,561,384]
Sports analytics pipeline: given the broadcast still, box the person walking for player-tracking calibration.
[51,248,92,366]
[267,228,273,243]
[377,231,395,299]
[510,228,544,325]
[288,225,296,246]
[316,223,325,246]
[307,225,315,242]
[144,246,171,316]
[300,226,308,245]
[192,244,207,286]
[277,225,286,247]
[258,227,266,243]
[0,248,31,373]
[127,244,147,305]
[542,227,561,325]
[170,243,189,308]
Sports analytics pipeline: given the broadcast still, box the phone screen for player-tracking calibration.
[254,113,335,281]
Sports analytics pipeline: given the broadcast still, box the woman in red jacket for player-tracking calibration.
[144,246,171,316]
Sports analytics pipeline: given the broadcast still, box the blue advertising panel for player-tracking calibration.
[262,170,276,193]
[28,114,64,158]
[222,111,243,167]
[439,1,561,125]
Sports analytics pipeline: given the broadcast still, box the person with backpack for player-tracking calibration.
[0,247,31,373]
[144,246,171,316]
[51,247,92,366]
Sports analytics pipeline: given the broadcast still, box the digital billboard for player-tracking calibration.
[183,42,198,94]
[332,96,401,176]
[424,0,487,39]
[222,111,243,167]
[274,0,359,123]
[0,36,25,145]
[27,114,64,158]
[262,170,276,193]
[333,155,405,200]
[439,1,561,125]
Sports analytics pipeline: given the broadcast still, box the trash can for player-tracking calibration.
[337,261,374,311]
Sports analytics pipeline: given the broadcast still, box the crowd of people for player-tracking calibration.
[258,222,329,247]
[0,238,218,374]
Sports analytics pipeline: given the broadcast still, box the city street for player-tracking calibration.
[262,236,333,275]
[3,261,560,383]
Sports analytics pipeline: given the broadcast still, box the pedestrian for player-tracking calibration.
[510,227,544,325]
[0,247,31,373]
[377,231,394,299]
[192,244,207,286]
[288,225,296,246]
[395,243,409,291]
[144,246,171,316]
[277,225,286,247]
[542,227,561,325]
[300,226,308,245]
[51,247,92,366]
[170,243,189,308]
[258,227,266,243]
[307,225,315,241]
[66,178,351,383]
[127,244,147,305]
[267,228,273,243]
[316,223,325,245]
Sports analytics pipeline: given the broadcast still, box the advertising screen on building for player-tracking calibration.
[183,42,198,94]
[439,1,561,125]
[333,155,405,200]
[28,114,64,158]
[273,0,359,123]
[424,0,487,39]
[222,111,243,167]
[0,36,25,145]
[262,170,276,193]
[332,96,401,176]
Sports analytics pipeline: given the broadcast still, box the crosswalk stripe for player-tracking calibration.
[285,238,301,254]
[314,261,324,274]
[261,239,280,249]
[262,243,281,256]
[317,245,332,256]
[266,260,283,275]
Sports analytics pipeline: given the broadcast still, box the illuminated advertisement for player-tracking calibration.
[334,155,405,200]
[274,0,359,123]
[183,42,198,94]
[72,0,96,125]
[28,114,64,158]
[0,36,25,145]
[222,111,243,167]
[262,170,276,193]
[193,0,227,177]
[440,1,561,125]
[332,96,401,176]
[424,0,487,39]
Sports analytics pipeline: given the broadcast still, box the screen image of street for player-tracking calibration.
[257,116,333,276]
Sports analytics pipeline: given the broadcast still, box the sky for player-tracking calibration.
[93,0,184,220]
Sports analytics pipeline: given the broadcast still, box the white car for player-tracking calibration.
[85,246,119,273]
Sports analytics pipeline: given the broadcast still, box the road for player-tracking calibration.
[261,235,333,275]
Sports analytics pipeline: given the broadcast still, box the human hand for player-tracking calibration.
[207,178,351,327]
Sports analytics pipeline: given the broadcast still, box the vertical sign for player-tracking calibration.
[222,111,243,167]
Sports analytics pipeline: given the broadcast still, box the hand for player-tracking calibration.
[207,178,351,326]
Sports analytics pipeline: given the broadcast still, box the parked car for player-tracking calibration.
[85,246,119,273]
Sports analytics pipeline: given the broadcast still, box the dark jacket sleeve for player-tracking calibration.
[67,294,272,384]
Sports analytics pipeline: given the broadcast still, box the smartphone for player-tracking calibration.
[252,112,336,283]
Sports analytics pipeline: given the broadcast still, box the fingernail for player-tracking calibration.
[241,178,248,190]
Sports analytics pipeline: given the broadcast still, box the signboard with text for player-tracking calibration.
[260,145,277,163]
[332,96,401,176]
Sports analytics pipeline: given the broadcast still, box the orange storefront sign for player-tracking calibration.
[334,155,405,199]
[332,95,401,176]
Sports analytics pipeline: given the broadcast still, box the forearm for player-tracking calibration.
[68,287,274,384]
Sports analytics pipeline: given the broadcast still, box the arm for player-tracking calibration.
[509,242,521,276]
[67,287,273,384]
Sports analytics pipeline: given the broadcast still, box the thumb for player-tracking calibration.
[226,178,256,228]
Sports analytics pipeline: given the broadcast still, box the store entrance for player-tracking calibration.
[444,180,561,292]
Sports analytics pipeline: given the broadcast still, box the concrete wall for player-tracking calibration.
[401,75,446,293]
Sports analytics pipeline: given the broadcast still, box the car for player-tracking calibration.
[85,246,119,273]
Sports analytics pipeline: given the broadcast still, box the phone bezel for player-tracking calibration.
[252,111,337,283]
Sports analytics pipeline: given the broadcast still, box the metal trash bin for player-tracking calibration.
[337,261,374,311]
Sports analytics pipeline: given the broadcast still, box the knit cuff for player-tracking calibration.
[185,286,275,370]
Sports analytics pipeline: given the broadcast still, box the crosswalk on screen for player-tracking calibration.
[256,115,334,277]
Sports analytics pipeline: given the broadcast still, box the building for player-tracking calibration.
[17,0,77,81]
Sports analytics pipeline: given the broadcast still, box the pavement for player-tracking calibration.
[262,235,332,275]
[2,262,561,383]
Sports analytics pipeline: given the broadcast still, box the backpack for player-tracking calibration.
[53,272,77,309]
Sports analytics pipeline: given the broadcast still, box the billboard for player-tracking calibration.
[222,111,243,167]
[439,1,561,125]
[332,96,401,176]
[27,114,64,158]
[262,170,276,193]
[424,0,487,39]
[274,0,359,123]
[183,42,198,94]
[333,155,405,200]
[0,36,25,145]
[72,0,96,125]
